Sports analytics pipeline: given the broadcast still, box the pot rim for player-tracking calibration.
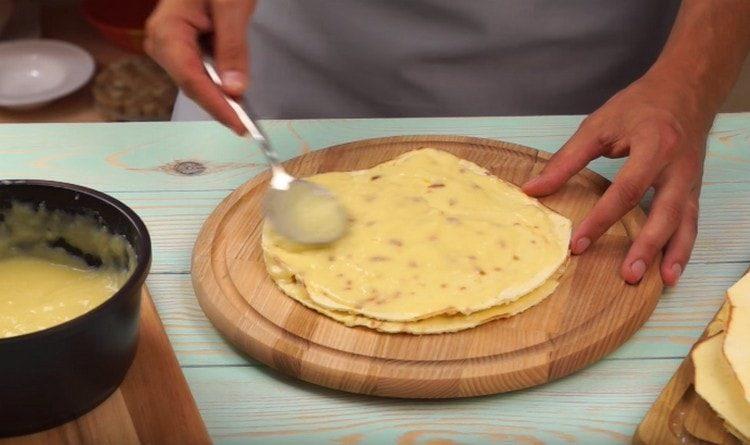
[0,179,152,345]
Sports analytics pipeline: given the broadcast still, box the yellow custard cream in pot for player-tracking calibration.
[0,202,135,338]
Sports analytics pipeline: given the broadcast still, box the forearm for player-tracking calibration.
[645,0,750,129]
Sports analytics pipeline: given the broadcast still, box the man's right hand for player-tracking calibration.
[145,0,256,134]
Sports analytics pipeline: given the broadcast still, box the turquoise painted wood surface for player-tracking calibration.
[1,114,749,444]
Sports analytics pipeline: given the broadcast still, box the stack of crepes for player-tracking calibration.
[692,271,750,443]
[262,148,571,334]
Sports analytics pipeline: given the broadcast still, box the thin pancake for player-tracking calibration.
[725,271,750,404]
[263,148,571,322]
[692,334,750,443]
[265,253,562,334]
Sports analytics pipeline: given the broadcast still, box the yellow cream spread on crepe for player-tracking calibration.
[0,203,134,338]
[262,148,571,331]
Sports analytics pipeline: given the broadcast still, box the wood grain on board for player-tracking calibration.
[0,287,210,445]
[192,135,664,399]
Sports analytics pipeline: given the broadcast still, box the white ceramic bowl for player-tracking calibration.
[0,39,95,109]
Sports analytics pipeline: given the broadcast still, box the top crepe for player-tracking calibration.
[725,271,750,404]
[262,148,571,322]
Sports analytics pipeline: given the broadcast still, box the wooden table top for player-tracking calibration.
[1,114,748,443]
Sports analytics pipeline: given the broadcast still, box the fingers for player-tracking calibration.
[162,37,247,134]
[145,11,246,134]
[211,0,256,97]
[571,154,663,255]
[619,177,691,284]
[659,189,699,285]
[144,0,247,134]
[522,119,602,197]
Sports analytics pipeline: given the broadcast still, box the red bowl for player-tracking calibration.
[82,0,157,54]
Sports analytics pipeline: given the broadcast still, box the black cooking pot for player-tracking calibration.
[0,180,151,437]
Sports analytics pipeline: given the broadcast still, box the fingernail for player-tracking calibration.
[631,259,646,280]
[672,263,682,281]
[573,237,590,254]
[523,176,542,189]
[220,70,246,92]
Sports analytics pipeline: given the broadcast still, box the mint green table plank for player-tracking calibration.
[0,114,748,194]
[184,358,678,444]
[105,190,221,274]
[147,260,747,368]
[612,260,748,359]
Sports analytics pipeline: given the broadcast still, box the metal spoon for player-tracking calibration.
[203,60,348,244]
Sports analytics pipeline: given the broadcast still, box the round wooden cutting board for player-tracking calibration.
[192,135,663,398]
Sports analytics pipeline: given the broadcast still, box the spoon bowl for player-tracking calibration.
[265,179,348,245]
[202,58,348,245]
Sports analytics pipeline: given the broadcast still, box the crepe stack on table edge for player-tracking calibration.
[262,148,571,334]
[692,271,750,444]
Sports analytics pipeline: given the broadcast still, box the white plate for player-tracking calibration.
[0,39,95,109]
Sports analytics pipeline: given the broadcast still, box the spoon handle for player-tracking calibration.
[202,59,282,167]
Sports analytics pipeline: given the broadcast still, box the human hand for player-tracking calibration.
[523,74,711,286]
[145,0,256,134]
